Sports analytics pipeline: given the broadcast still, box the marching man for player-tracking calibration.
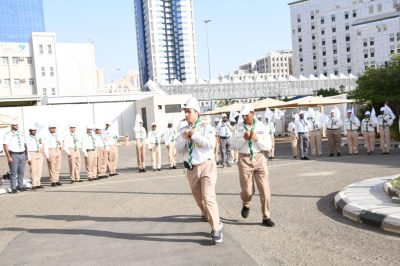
[82,125,97,181]
[44,123,63,187]
[26,125,44,189]
[164,120,177,169]
[307,110,322,157]
[64,123,82,183]
[94,125,109,179]
[134,114,147,173]
[325,109,343,157]
[377,106,394,154]
[232,104,275,228]
[104,121,119,176]
[148,122,162,171]
[176,97,223,244]
[344,110,360,155]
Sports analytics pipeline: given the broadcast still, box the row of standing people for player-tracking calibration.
[2,121,119,193]
[287,107,395,160]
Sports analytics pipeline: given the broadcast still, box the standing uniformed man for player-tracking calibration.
[213,118,221,165]
[217,113,232,167]
[148,122,162,171]
[3,120,27,193]
[229,116,239,164]
[44,123,63,187]
[326,109,343,157]
[82,125,97,181]
[288,116,298,159]
[134,114,147,173]
[64,123,82,183]
[361,111,376,155]
[307,113,322,157]
[377,107,394,154]
[95,125,108,179]
[104,121,119,176]
[295,111,310,160]
[176,97,223,244]
[26,125,44,189]
[344,110,360,155]
[164,120,177,169]
[232,104,275,227]
[265,118,276,160]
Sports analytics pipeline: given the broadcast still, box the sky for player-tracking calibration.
[43,0,292,82]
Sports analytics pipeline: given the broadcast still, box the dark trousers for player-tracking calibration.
[9,152,26,189]
[298,133,309,158]
[220,137,231,165]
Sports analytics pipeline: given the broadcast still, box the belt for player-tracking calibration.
[327,128,339,130]
[239,152,259,157]
[310,129,321,132]
[220,136,230,139]
[49,147,61,150]
[347,130,357,131]
[86,149,95,152]
[192,158,213,167]
[29,150,40,153]
[10,151,25,154]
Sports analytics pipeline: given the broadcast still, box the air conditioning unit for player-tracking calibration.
[20,79,26,83]
[19,57,25,61]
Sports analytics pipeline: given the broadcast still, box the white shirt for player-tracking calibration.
[164,127,177,145]
[345,117,360,131]
[287,122,296,134]
[307,118,322,131]
[361,118,376,133]
[82,133,97,157]
[103,127,119,146]
[148,130,162,149]
[94,134,107,149]
[217,122,232,138]
[377,114,393,127]
[64,132,82,155]
[265,122,275,136]
[176,121,215,165]
[231,120,272,154]
[326,117,343,129]
[295,119,309,136]
[134,126,147,140]
[26,134,42,160]
[3,130,26,152]
[44,132,63,158]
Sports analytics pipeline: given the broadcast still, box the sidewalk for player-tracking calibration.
[334,175,400,234]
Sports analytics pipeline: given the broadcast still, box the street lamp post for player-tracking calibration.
[203,19,212,81]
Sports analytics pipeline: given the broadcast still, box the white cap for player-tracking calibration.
[256,113,262,118]
[365,111,371,115]
[10,119,19,125]
[48,122,57,128]
[241,104,254,115]
[221,113,228,117]
[182,97,201,113]
[214,117,220,122]
[330,109,335,113]
[380,107,385,111]
[292,114,297,118]
[86,124,93,129]
[347,109,353,113]
[299,111,305,115]
[151,122,157,126]
[135,114,143,124]
[105,121,112,125]
[69,123,76,128]
[29,125,37,130]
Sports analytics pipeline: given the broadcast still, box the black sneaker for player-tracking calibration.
[262,218,275,227]
[70,180,75,184]
[138,169,143,173]
[51,183,57,187]
[56,182,62,186]
[157,169,161,171]
[38,185,45,189]
[142,168,146,172]
[241,206,250,218]
[329,153,334,157]
[11,189,18,193]
[337,152,341,157]
[172,166,177,169]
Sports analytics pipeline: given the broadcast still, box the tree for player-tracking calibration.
[316,88,340,97]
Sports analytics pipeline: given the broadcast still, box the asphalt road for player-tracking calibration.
[0,140,400,265]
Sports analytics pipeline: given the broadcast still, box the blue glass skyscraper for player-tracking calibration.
[0,0,45,42]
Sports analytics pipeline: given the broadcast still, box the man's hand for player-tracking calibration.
[184,129,193,140]
[243,132,251,140]
[250,131,258,141]
[7,156,13,163]
[28,160,32,166]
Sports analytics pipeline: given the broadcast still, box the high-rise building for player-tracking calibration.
[289,0,400,77]
[0,0,45,42]
[134,0,197,88]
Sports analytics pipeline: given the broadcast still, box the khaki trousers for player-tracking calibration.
[231,149,239,162]
[268,135,275,158]
[29,151,43,186]
[47,148,62,183]
[151,144,162,169]
[214,137,220,163]
[238,152,271,219]
[346,131,359,154]
[187,160,220,231]
[136,140,145,168]
[363,132,375,153]
[68,149,81,181]
[85,150,97,179]
[167,142,176,167]
[290,133,298,157]
[107,145,118,174]
[379,126,391,153]
[97,147,108,176]
[327,129,341,154]
[309,130,322,156]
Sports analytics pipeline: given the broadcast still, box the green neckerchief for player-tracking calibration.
[96,133,106,148]
[188,117,201,167]
[30,135,39,150]
[88,133,96,149]
[51,133,60,148]
[365,119,369,132]
[71,133,77,149]
[12,131,22,149]
[243,119,257,161]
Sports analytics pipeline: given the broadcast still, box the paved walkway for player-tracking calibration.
[334,176,400,234]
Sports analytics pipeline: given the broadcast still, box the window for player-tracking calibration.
[321,17,325,24]
[347,47,351,52]
[377,4,382,12]
[345,24,350,30]
[314,65,317,70]
[48,45,52,54]
[346,36,350,42]
[390,49,395,54]
[312,34,316,40]
[321,29,325,35]
[27,57,33,64]
[334,59,338,65]
[51,88,56,95]
[347,58,351,63]
[298,38,302,43]
[300,58,303,62]
[311,23,315,30]
[14,79,20,87]
[334,70,338,75]
[322,40,326,45]
[333,49,337,54]
[29,79,35,85]
[39,45,43,54]
[352,10,357,18]
[332,27,336,33]
[369,5,374,14]
[313,55,317,60]
[50,67,54,77]
[345,12,349,19]
[322,51,326,56]
[313,45,316,50]
[364,53,368,58]
[390,36,395,42]
[4,79,10,86]
[12,57,19,64]
[331,15,335,22]
[165,104,181,113]
[43,88,47,95]
[41,67,45,77]
[370,52,375,57]
[370,40,374,45]
[2,57,9,64]
[363,42,368,47]
[298,27,301,33]
[299,47,302,52]
[347,68,352,74]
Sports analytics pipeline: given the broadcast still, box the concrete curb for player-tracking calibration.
[334,175,400,234]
